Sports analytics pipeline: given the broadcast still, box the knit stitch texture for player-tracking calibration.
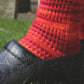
[80,1,84,40]
[19,0,82,60]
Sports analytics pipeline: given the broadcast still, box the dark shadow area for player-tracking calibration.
[18,0,31,13]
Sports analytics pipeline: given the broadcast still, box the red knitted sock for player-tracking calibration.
[80,1,84,40]
[19,0,82,60]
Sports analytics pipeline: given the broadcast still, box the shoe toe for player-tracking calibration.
[0,40,43,84]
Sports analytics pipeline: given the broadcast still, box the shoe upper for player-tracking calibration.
[80,40,84,51]
[0,40,83,84]
[0,40,44,84]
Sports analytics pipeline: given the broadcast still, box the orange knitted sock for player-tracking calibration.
[80,1,84,40]
[19,0,82,60]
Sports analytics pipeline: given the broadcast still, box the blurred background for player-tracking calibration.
[0,0,40,50]
[0,0,40,20]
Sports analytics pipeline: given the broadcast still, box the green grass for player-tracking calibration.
[0,18,33,50]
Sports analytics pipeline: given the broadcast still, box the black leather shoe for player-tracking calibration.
[0,40,84,84]
[45,40,84,84]
[44,51,84,84]
[0,40,45,84]
[29,41,84,84]
[80,40,84,50]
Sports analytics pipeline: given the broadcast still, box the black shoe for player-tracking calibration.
[80,40,84,51]
[29,40,84,84]
[44,51,84,84]
[0,40,83,84]
[0,40,45,84]
[41,40,84,84]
